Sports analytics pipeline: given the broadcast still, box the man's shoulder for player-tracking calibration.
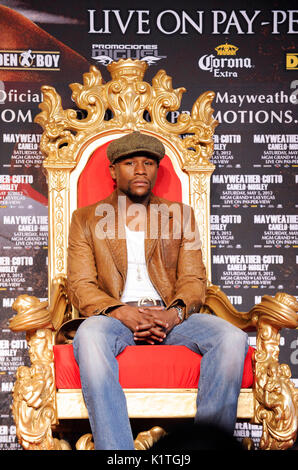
[72,192,115,219]
[150,194,193,213]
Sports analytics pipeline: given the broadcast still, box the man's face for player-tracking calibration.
[109,155,159,201]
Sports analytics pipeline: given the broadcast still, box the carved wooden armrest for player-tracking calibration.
[204,284,298,332]
[9,276,69,333]
[204,284,255,330]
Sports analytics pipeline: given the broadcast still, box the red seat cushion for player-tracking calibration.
[53,344,254,389]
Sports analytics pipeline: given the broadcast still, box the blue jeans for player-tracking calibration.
[73,313,248,450]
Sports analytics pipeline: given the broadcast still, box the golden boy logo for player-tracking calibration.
[286,53,298,70]
[0,50,60,70]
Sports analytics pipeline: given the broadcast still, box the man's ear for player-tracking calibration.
[109,164,116,180]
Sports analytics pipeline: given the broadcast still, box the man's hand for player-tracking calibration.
[109,305,181,344]
[133,307,180,344]
[108,305,166,344]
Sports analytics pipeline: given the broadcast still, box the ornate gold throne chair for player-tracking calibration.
[9,59,298,451]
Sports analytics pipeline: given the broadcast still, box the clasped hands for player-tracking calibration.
[110,305,180,345]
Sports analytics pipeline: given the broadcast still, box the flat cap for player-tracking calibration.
[107,131,165,164]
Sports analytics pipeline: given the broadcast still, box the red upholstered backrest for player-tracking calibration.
[77,141,183,208]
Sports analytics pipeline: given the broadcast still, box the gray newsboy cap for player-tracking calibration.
[107,131,165,164]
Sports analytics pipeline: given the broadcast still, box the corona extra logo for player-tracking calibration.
[198,44,253,78]
[215,43,239,56]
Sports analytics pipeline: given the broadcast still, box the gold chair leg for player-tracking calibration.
[76,433,94,450]
[242,437,255,451]
[74,427,167,450]
[134,426,167,450]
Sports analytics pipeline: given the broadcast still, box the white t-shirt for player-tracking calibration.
[120,225,162,303]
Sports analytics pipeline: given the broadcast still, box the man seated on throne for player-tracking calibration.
[67,131,248,450]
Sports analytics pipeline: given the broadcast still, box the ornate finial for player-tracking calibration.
[107,58,148,81]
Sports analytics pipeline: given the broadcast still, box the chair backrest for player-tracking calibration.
[35,59,218,299]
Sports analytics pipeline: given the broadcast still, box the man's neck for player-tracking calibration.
[117,189,151,232]
[117,189,151,209]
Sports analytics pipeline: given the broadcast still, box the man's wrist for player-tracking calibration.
[107,305,126,319]
[172,305,184,324]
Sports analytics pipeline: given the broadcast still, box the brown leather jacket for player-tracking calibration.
[67,190,206,319]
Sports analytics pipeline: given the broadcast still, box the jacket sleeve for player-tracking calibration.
[67,210,125,317]
[167,205,207,319]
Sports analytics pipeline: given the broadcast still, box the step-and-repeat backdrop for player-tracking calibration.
[0,0,297,449]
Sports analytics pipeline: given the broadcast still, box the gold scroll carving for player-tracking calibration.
[9,279,70,450]
[251,293,298,450]
[205,286,298,450]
